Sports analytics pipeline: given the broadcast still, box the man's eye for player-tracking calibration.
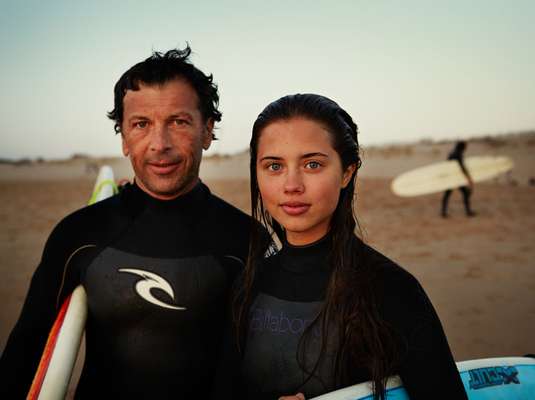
[305,161,321,169]
[134,121,148,128]
[268,163,282,172]
[174,119,188,126]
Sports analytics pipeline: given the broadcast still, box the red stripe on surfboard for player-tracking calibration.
[27,293,73,400]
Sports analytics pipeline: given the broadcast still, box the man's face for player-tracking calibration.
[121,79,213,200]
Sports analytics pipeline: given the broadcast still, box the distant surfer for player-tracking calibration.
[215,94,467,399]
[0,46,264,398]
[441,141,476,218]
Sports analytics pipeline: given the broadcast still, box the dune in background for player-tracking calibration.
[1,132,534,396]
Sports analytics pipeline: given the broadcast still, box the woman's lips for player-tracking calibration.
[280,202,310,216]
[148,161,181,175]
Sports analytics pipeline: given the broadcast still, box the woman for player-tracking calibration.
[223,94,467,399]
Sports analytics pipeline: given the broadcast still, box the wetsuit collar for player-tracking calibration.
[122,179,211,218]
[279,234,331,274]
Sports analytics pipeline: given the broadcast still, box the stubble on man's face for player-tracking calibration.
[120,79,213,200]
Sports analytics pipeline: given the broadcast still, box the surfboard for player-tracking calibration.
[87,165,118,204]
[310,357,535,400]
[28,165,117,400]
[391,156,514,197]
[27,287,87,400]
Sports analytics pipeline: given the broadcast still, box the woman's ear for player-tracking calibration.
[341,164,357,188]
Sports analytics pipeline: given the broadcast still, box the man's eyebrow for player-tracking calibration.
[168,112,193,119]
[127,114,150,121]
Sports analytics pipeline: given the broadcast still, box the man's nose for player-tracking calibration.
[149,124,172,152]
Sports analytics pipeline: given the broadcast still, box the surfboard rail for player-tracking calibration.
[27,166,116,400]
[27,287,87,400]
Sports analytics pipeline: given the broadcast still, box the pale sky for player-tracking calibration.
[1,0,534,159]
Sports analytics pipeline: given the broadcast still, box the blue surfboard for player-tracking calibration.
[311,357,535,399]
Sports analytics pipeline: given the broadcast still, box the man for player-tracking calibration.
[441,140,476,218]
[1,47,255,398]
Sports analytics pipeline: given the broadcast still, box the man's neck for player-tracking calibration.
[133,177,200,201]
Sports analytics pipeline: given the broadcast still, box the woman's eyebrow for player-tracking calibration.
[259,153,329,161]
[259,156,283,162]
[302,152,329,158]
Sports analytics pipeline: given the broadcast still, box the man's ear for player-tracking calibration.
[202,119,214,150]
[121,133,130,157]
[341,163,357,188]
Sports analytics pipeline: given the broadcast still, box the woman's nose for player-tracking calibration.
[283,169,304,194]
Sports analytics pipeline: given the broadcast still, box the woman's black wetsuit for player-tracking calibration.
[220,235,467,399]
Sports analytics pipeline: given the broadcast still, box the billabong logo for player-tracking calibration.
[118,268,186,310]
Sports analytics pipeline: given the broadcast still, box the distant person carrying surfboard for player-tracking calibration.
[0,46,260,398]
[214,94,467,399]
[441,141,476,218]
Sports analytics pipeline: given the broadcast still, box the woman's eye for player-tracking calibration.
[305,161,321,169]
[268,163,282,172]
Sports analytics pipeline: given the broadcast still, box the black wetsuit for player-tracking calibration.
[0,181,254,399]
[217,236,467,399]
[442,147,473,216]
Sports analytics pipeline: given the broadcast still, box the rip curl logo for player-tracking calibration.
[118,268,186,311]
[468,366,520,390]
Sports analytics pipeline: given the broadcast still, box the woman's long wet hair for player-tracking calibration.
[234,94,399,399]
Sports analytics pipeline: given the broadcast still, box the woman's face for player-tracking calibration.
[256,117,355,246]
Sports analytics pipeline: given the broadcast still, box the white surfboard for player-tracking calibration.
[28,165,117,400]
[311,357,535,400]
[391,156,514,197]
[88,165,118,204]
[27,287,87,400]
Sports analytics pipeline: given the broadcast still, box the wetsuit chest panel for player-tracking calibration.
[242,293,335,397]
[85,247,227,326]
[81,246,229,388]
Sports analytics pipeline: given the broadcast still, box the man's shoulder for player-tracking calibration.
[50,194,126,244]
[204,190,252,227]
[61,193,122,223]
[197,186,257,258]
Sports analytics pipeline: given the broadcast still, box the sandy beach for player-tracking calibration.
[1,132,534,395]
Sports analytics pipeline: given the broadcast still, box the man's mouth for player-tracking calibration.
[147,160,182,175]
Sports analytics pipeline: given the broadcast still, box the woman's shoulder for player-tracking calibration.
[357,240,437,326]
[357,240,420,290]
